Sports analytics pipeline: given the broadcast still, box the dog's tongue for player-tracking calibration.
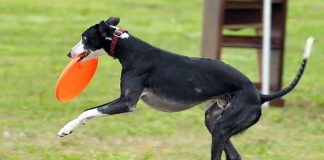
[77,51,90,61]
[78,51,90,59]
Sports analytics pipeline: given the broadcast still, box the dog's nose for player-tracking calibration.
[67,52,72,58]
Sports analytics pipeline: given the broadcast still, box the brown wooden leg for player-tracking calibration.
[201,0,225,60]
[268,2,287,107]
[256,28,263,84]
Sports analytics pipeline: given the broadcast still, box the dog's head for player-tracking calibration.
[67,17,121,61]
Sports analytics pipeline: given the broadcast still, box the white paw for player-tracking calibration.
[57,119,84,137]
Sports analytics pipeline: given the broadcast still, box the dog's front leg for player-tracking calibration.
[57,98,133,137]
[57,74,145,137]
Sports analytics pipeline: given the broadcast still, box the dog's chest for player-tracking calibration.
[140,89,197,112]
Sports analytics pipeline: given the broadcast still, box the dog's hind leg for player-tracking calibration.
[209,87,262,160]
[205,100,241,160]
[223,141,241,160]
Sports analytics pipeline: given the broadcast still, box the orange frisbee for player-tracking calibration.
[55,55,98,103]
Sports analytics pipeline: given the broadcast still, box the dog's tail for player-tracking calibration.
[259,37,314,104]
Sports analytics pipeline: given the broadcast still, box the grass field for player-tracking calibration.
[0,0,323,159]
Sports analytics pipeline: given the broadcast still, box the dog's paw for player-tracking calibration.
[57,119,83,137]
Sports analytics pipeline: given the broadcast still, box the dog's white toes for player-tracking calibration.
[57,128,72,137]
[57,119,82,137]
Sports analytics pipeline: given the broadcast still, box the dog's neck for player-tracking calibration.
[103,33,156,69]
[101,27,128,58]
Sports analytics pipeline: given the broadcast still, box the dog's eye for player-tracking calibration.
[82,37,87,43]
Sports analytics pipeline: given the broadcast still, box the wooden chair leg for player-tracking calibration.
[256,28,262,85]
[201,0,225,60]
[269,2,287,107]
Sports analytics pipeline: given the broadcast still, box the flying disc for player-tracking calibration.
[55,55,98,103]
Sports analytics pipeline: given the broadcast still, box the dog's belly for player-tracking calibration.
[140,90,198,112]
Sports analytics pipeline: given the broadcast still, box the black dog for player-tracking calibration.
[58,17,314,160]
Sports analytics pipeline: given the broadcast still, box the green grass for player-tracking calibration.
[0,0,323,159]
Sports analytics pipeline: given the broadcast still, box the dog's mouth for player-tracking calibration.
[77,51,91,61]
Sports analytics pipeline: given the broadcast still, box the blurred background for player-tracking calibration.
[0,0,323,159]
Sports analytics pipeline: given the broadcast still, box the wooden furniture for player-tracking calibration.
[201,0,288,106]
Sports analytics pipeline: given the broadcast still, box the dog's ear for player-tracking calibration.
[106,17,120,26]
[98,21,109,37]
